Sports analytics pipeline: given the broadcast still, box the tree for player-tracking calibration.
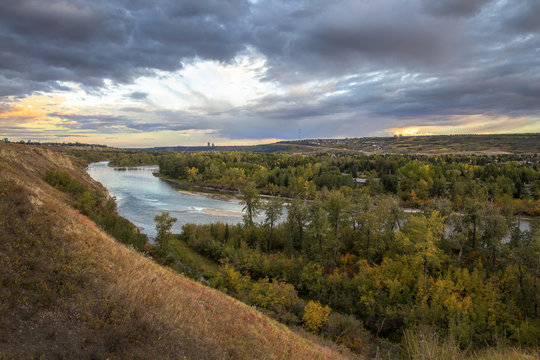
[463,198,482,249]
[264,196,284,251]
[324,190,351,262]
[303,300,331,333]
[287,198,309,252]
[187,166,199,182]
[509,219,540,318]
[154,211,177,249]
[240,182,261,227]
[352,193,380,257]
[448,213,469,266]
[479,204,508,274]
[308,199,329,259]
[405,211,446,289]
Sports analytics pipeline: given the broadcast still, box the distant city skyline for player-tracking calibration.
[1,0,539,147]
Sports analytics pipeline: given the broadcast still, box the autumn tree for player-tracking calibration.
[303,300,331,333]
[463,197,482,249]
[405,211,446,289]
[352,192,381,259]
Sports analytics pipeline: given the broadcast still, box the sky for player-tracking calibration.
[0,0,539,147]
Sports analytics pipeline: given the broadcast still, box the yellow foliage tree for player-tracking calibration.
[248,277,298,313]
[187,167,199,182]
[302,300,331,333]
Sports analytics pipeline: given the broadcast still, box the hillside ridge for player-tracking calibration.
[0,142,355,359]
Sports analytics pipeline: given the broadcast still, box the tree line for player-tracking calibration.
[157,151,540,215]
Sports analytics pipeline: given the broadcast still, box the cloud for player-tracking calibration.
[0,0,539,144]
[0,0,250,95]
[421,0,493,18]
[249,0,464,79]
[501,0,540,34]
[127,91,148,100]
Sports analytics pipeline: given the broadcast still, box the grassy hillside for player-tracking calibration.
[0,142,355,359]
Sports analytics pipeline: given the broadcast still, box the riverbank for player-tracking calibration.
[155,173,244,201]
[155,172,539,224]
[203,208,244,217]
[155,173,299,204]
[87,162,248,237]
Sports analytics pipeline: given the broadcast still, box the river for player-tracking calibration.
[87,162,251,238]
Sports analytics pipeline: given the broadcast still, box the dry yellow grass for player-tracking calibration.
[0,142,358,359]
[403,330,539,360]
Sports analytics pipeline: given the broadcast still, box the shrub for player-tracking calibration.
[303,300,331,333]
[211,263,250,296]
[248,277,299,314]
[325,312,370,353]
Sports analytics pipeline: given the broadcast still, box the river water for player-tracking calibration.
[87,162,249,238]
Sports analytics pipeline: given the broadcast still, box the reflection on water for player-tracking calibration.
[87,162,249,238]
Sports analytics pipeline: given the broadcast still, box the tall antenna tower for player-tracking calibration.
[298,128,301,142]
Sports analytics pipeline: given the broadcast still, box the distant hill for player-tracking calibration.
[137,143,304,153]
[137,133,540,155]
[281,133,540,154]
[0,142,355,359]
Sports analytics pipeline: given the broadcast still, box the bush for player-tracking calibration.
[211,263,250,296]
[44,169,87,196]
[248,277,299,314]
[325,312,370,353]
[303,300,331,333]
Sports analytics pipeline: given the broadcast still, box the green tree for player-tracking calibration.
[509,220,540,318]
[324,190,351,263]
[241,182,261,227]
[154,211,177,250]
[352,193,380,258]
[463,198,482,249]
[287,198,309,252]
[479,204,508,274]
[308,199,329,259]
[264,196,284,251]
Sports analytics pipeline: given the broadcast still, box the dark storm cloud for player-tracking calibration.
[249,0,464,79]
[501,0,540,34]
[421,0,493,18]
[1,0,539,140]
[0,0,250,94]
[0,0,472,91]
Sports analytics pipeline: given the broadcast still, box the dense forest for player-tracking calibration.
[62,146,540,358]
[159,187,540,356]
[155,152,540,215]
[154,151,540,356]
